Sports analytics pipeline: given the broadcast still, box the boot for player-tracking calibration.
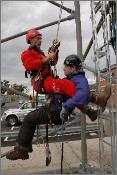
[6,146,29,160]
[81,106,98,121]
[90,85,111,109]
[85,108,98,121]
[15,143,33,153]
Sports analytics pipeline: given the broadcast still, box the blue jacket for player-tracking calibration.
[50,72,90,112]
[63,72,90,111]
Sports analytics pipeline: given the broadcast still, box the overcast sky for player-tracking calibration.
[1,1,116,93]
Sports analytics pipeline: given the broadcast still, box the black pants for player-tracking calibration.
[17,106,62,151]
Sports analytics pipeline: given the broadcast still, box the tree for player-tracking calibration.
[1,80,29,95]
[10,84,28,94]
[1,80,10,94]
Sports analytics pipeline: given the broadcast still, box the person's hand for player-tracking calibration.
[41,51,57,64]
[50,50,59,66]
[48,51,57,61]
[60,107,69,122]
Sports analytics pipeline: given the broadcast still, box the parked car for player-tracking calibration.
[1,101,44,127]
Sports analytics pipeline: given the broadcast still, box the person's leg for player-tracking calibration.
[90,85,111,108]
[81,85,111,121]
[17,107,49,150]
[6,106,49,160]
[6,106,62,160]
[80,106,99,121]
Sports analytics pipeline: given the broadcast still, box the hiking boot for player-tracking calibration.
[90,85,111,110]
[15,144,33,153]
[6,146,29,160]
[81,106,98,121]
[87,109,98,121]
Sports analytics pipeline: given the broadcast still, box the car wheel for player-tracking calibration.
[6,115,18,127]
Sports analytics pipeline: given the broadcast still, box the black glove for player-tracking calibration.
[60,107,69,122]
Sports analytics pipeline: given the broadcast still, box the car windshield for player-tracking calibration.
[20,102,32,109]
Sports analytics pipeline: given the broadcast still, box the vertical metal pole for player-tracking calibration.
[74,1,83,59]
[115,2,117,175]
[74,1,87,167]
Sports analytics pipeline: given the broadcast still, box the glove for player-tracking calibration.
[60,107,69,122]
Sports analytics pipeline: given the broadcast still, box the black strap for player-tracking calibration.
[37,77,47,94]
[46,124,48,144]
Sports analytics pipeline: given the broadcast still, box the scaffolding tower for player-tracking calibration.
[1,1,116,174]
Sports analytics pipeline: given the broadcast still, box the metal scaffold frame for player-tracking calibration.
[90,1,116,174]
[1,1,116,174]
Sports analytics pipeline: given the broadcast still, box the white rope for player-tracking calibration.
[52,1,64,77]
[56,1,64,40]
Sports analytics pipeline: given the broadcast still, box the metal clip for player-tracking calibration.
[45,145,51,166]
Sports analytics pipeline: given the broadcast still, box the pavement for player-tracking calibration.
[1,102,114,174]
[1,137,112,175]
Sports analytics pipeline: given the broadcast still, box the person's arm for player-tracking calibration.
[21,50,42,71]
[21,50,57,71]
[63,77,90,112]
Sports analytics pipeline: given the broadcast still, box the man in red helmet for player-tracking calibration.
[21,29,76,96]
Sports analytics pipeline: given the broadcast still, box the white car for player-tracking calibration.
[1,101,44,127]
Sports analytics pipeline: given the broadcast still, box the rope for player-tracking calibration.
[54,125,73,174]
[61,121,64,174]
[56,1,64,40]
[53,1,63,78]
[54,141,73,174]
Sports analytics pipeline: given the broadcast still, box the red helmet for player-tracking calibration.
[26,29,42,44]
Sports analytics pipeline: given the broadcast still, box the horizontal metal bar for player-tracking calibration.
[83,63,116,84]
[83,4,109,60]
[48,1,74,14]
[103,139,112,146]
[1,124,98,138]
[1,15,74,43]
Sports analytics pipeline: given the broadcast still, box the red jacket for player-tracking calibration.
[21,47,76,96]
[21,47,49,71]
